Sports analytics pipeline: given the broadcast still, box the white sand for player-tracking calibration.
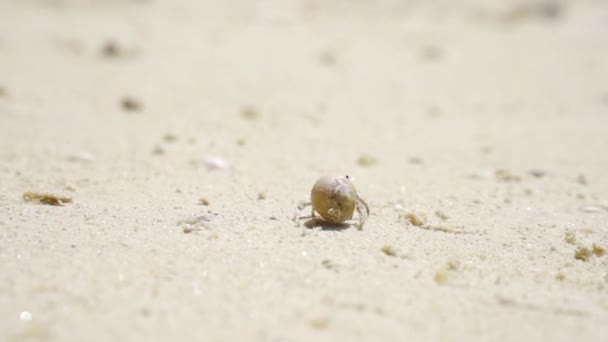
[1,0,607,341]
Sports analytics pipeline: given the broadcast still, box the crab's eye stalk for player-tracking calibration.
[345,175,350,179]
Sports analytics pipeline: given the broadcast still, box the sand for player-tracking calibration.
[1,0,607,341]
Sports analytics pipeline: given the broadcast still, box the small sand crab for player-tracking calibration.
[295,176,369,230]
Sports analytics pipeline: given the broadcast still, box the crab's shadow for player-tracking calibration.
[303,218,351,231]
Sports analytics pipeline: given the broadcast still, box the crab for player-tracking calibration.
[295,175,369,230]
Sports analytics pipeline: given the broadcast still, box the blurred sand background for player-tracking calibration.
[1,0,608,341]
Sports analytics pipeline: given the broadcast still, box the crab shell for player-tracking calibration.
[311,176,358,224]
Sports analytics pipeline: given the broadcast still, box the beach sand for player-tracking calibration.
[1,0,607,341]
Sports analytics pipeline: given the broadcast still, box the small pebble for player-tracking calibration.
[421,45,443,62]
[23,192,72,206]
[152,146,165,155]
[435,211,449,221]
[495,169,522,182]
[100,40,138,59]
[537,1,563,19]
[528,170,546,178]
[357,154,377,167]
[592,244,606,257]
[381,245,397,257]
[319,50,336,66]
[310,318,330,330]
[240,105,261,120]
[121,97,142,112]
[408,157,423,164]
[101,41,121,57]
[447,260,460,270]
[574,247,592,261]
[163,133,177,143]
[182,227,198,234]
[321,259,335,270]
[20,311,32,321]
[201,156,232,171]
[564,232,576,245]
[404,211,426,227]
[66,152,95,163]
[178,215,212,234]
[434,271,448,285]
[577,174,588,185]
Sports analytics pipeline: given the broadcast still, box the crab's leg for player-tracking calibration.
[291,201,314,237]
[355,195,370,230]
[293,201,313,226]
